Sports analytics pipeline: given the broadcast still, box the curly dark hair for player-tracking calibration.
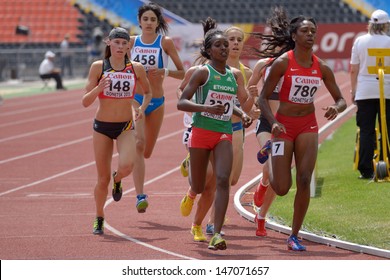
[252,6,317,59]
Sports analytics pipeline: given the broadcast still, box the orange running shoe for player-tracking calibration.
[255,214,267,237]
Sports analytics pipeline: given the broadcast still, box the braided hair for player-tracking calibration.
[199,17,224,60]
[252,7,317,59]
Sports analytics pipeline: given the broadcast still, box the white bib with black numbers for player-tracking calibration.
[288,75,321,104]
[103,72,136,98]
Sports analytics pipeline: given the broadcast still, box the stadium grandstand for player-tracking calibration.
[0,0,388,81]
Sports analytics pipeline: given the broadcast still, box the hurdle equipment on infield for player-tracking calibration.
[367,48,390,181]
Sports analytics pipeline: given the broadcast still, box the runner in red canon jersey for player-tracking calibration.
[257,14,347,251]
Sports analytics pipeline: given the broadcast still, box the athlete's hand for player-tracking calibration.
[271,122,286,137]
[249,107,261,120]
[322,105,338,120]
[248,85,258,98]
[242,113,253,128]
[147,68,163,78]
[98,75,111,91]
[205,104,225,115]
[134,107,144,121]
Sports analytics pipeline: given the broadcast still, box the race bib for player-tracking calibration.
[183,112,193,128]
[288,75,321,104]
[132,46,160,71]
[201,90,234,121]
[103,72,135,98]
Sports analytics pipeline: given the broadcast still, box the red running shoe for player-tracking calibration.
[254,182,267,207]
[255,214,267,236]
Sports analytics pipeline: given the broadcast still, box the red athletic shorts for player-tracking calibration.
[275,112,318,142]
[188,127,232,150]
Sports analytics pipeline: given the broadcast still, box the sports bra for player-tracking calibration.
[278,50,322,104]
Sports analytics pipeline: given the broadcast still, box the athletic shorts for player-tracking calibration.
[275,112,318,141]
[134,94,164,116]
[188,127,232,150]
[93,119,134,140]
[232,121,243,132]
[255,114,272,136]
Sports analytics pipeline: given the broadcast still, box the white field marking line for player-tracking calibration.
[0,110,182,144]
[0,234,96,239]
[0,161,96,197]
[26,193,91,197]
[0,100,79,117]
[0,130,183,196]
[0,107,91,129]
[0,119,90,143]
[105,223,196,260]
[0,121,183,164]
[0,136,91,165]
[234,105,390,259]
[104,166,197,260]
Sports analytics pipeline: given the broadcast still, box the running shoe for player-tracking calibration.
[208,233,227,250]
[253,181,267,207]
[205,224,225,236]
[136,194,148,213]
[180,153,190,177]
[191,225,207,242]
[112,171,122,202]
[180,194,194,216]
[93,217,104,235]
[287,235,306,251]
[255,214,267,237]
[257,140,272,164]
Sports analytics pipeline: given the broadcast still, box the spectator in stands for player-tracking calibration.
[129,2,185,212]
[39,51,66,90]
[60,33,73,78]
[256,13,346,251]
[350,9,390,180]
[177,18,254,250]
[82,27,152,235]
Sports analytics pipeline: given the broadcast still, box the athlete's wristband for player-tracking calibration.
[164,68,169,77]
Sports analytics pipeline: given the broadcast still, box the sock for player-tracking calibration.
[260,180,269,187]
[187,189,197,199]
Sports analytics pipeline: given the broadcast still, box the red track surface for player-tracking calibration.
[0,73,385,260]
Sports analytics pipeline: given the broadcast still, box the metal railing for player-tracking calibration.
[0,48,92,81]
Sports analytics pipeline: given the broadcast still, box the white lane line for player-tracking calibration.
[0,161,96,197]
[0,136,91,165]
[0,100,79,117]
[0,119,89,143]
[105,223,197,260]
[104,165,197,260]
[0,107,92,129]
[26,193,91,198]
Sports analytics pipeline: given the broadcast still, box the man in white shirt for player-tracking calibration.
[350,9,390,179]
[39,51,66,90]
